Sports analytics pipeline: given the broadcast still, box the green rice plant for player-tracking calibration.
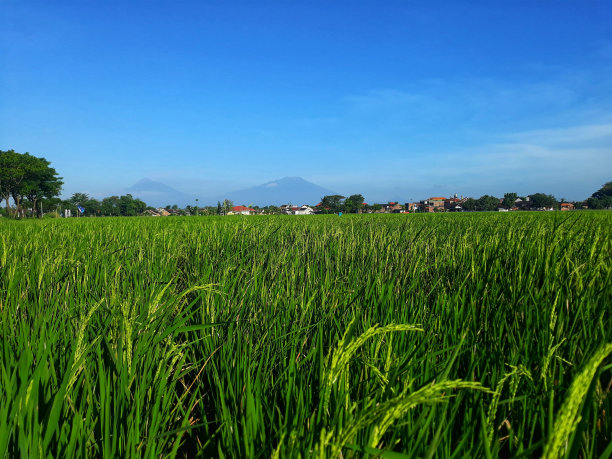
[67,299,104,390]
[320,319,423,416]
[542,342,612,459]
[336,380,491,455]
[0,211,610,456]
[485,364,533,447]
[315,321,491,457]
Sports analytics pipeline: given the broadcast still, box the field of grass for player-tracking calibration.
[1,212,611,457]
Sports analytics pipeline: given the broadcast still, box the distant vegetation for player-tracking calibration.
[586,181,612,209]
[0,149,63,217]
[1,212,610,456]
[24,183,610,218]
[62,192,148,217]
[1,148,610,218]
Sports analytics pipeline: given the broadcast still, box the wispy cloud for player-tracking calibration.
[310,117,612,201]
[341,68,612,136]
[506,122,612,145]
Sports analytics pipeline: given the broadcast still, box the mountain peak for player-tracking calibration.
[221,176,335,206]
[132,177,156,186]
[127,178,177,193]
[125,178,193,207]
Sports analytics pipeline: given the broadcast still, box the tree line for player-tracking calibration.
[0,149,63,218]
[462,192,559,211]
[61,182,611,216]
[2,148,610,217]
[64,192,148,217]
[585,182,612,209]
[0,149,152,218]
[461,184,611,211]
[316,194,366,213]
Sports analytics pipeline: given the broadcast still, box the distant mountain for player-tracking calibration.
[221,177,335,206]
[126,178,194,207]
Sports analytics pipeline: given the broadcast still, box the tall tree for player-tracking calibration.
[344,194,365,213]
[476,195,499,211]
[0,150,62,217]
[116,194,147,216]
[0,150,25,216]
[502,192,518,209]
[222,199,233,214]
[529,193,558,209]
[591,181,612,200]
[69,192,90,205]
[320,195,345,213]
[587,181,612,209]
[101,196,121,216]
[462,198,477,211]
[22,156,63,217]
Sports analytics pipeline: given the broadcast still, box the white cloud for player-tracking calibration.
[309,118,612,201]
[506,122,612,145]
[340,68,612,136]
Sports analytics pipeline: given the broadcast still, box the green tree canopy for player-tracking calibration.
[96,194,147,216]
[69,193,90,205]
[222,199,233,214]
[101,196,121,216]
[529,193,558,209]
[462,198,477,211]
[344,194,365,213]
[591,181,612,200]
[587,181,612,209]
[476,195,499,211]
[502,192,518,209]
[0,149,63,217]
[320,195,345,213]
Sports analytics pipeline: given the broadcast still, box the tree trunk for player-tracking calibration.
[32,197,40,218]
[12,194,21,219]
[3,195,10,217]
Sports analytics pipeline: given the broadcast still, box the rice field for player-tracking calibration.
[1,212,611,457]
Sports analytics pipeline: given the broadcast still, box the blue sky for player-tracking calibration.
[1,0,611,202]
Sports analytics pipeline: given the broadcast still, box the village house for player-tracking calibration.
[514,198,531,211]
[417,197,444,212]
[279,204,315,215]
[392,202,404,213]
[229,205,255,215]
[404,202,423,212]
[444,195,464,211]
[294,205,315,215]
[144,208,176,216]
[428,197,446,209]
[372,202,401,213]
[560,202,574,211]
[384,202,403,213]
[404,202,420,212]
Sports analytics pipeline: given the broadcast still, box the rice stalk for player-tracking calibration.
[542,342,612,459]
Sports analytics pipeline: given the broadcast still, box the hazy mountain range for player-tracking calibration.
[124,177,336,207]
[221,177,335,206]
[125,178,194,207]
